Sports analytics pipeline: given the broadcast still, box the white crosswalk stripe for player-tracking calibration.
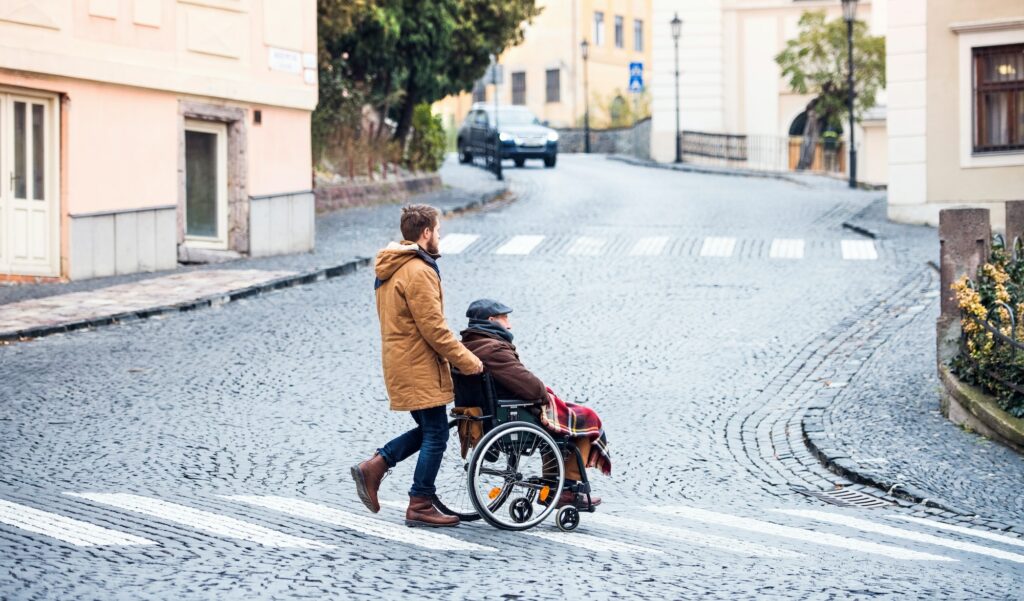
[699,236,737,258]
[495,235,545,255]
[769,238,805,259]
[779,509,1024,564]
[566,236,606,256]
[650,505,954,561]
[629,236,670,256]
[894,515,1024,549]
[439,233,480,255]
[67,493,331,549]
[589,513,801,558]
[228,495,494,552]
[841,239,879,260]
[0,498,155,547]
[525,529,663,554]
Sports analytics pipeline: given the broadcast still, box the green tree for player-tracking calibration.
[316,0,540,147]
[775,11,885,170]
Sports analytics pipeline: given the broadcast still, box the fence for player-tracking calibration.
[678,131,845,174]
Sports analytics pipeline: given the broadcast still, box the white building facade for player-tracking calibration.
[650,0,887,184]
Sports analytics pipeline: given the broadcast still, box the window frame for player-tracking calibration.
[545,69,561,104]
[972,43,1023,154]
[614,15,624,49]
[511,71,527,106]
[594,11,604,46]
[634,19,644,52]
[955,24,1024,169]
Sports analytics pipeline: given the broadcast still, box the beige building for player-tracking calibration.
[887,0,1023,228]
[649,0,888,185]
[434,0,653,131]
[0,0,317,281]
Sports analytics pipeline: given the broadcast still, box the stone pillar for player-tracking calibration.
[1006,200,1024,252]
[939,208,991,324]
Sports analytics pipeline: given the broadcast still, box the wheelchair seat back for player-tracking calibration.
[452,369,498,418]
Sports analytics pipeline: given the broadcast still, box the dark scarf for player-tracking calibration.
[464,319,514,343]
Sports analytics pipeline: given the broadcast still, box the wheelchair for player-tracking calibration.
[432,369,597,532]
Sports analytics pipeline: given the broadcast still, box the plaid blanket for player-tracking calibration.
[539,387,612,475]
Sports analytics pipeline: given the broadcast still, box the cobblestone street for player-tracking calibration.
[2,156,1023,599]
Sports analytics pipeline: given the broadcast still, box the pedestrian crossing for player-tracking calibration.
[442,233,882,261]
[2,492,1022,566]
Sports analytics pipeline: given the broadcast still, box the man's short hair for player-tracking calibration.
[400,204,440,242]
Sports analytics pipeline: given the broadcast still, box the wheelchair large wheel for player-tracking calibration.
[432,419,480,521]
[467,421,564,531]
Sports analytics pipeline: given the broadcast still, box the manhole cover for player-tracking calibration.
[796,487,891,509]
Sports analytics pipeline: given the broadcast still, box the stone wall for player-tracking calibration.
[556,118,651,159]
[314,174,442,213]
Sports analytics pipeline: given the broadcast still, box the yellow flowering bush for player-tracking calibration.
[950,239,1024,417]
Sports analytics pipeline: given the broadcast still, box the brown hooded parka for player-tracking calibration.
[374,241,481,411]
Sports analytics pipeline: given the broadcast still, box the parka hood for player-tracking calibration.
[374,241,420,281]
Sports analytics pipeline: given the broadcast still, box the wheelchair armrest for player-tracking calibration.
[495,399,540,408]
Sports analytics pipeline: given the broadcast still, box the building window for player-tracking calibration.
[973,43,1024,153]
[546,69,560,103]
[512,71,526,105]
[472,81,486,103]
[614,16,624,48]
[593,11,604,46]
[634,19,644,52]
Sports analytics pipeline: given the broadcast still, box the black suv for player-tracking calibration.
[457,104,558,168]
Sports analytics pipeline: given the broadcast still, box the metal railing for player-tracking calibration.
[678,131,845,174]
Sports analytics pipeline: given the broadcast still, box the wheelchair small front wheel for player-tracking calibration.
[556,506,580,532]
[508,497,533,523]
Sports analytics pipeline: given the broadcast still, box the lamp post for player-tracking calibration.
[490,53,502,181]
[580,38,591,154]
[842,0,858,188]
[671,13,682,163]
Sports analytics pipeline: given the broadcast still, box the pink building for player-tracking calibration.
[0,0,317,281]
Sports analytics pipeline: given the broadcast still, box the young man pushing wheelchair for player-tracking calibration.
[352,204,609,528]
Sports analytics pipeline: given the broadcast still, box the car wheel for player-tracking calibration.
[544,155,557,168]
[514,158,526,168]
[458,144,472,164]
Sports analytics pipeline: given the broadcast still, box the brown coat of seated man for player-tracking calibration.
[459,298,601,508]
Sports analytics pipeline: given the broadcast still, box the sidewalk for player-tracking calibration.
[0,157,506,342]
[802,200,1024,529]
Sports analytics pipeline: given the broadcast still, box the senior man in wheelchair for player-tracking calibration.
[459,299,611,508]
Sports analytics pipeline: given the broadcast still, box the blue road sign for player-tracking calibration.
[628,61,643,93]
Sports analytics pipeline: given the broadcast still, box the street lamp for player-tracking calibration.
[671,13,683,163]
[580,38,591,154]
[842,0,858,188]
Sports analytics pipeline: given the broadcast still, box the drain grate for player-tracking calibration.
[796,487,892,509]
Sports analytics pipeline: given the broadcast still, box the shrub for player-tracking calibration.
[951,239,1024,417]
[404,103,446,173]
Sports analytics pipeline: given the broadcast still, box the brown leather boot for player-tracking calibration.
[555,489,602,509]
[351,453,389,513]
[405,495,459,528]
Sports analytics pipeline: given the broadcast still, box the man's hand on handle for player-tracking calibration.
[465,356,484,375]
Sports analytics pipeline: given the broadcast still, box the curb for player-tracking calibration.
[0,258,371,344]
[607,154,811,186]
[802,408,971,516]
[0,185,511,344]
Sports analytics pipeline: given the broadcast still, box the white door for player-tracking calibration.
[0,91,60,277]
[183,119,228,249]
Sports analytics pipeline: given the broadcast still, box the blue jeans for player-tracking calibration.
[377,405,449,498]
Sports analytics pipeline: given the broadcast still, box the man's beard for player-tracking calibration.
[425,237,440,257]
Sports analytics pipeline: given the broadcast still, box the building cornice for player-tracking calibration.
[950,17,1024,34]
